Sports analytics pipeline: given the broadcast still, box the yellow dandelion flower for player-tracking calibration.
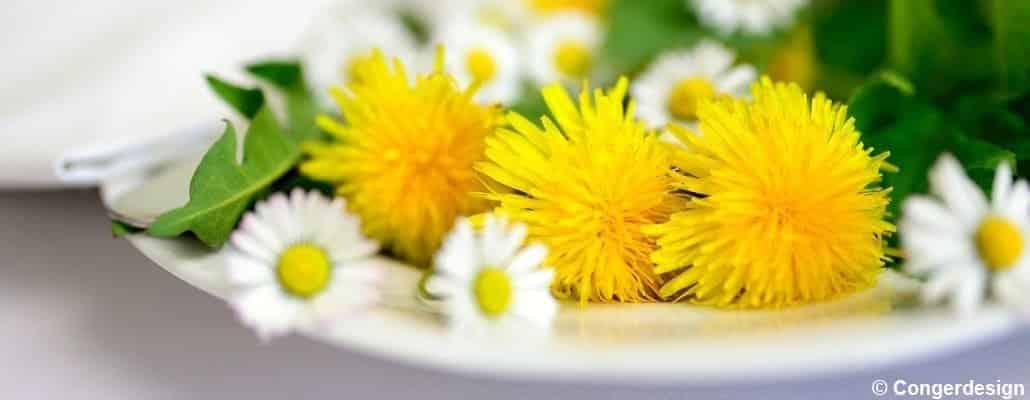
[647,77,894,308]
[477,77,689,302]
[301,49,502,267]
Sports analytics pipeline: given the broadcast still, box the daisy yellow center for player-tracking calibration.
[975,216,1024,271]
[477,78,687,302]
[303,49,499,267]
[667,77,717,121]
[473,267,513,317]
[277,244,332,299]
[465,48,498,82]
[553,41,592,79]
[648,77,894,308]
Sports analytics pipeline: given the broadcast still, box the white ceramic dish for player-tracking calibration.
[101,159,1023,385]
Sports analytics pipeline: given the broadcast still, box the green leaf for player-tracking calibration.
[245,61,303,89]
[246,60,321,142]
[509,82,549,121]
[887,0,995,99]
[205,75,264,119]
[951,131,1017,186]
[270,169,335,197]
[862,104,947,218]
[142,60,323,246]
[813,0,888,76]
[399,10,431,45]
[991,0,1030,98]
[112,220,143,237]
[862,101,1016,220]
[955,95,1029,154]
[148,107,299,247]
[601,0,701,74]
[887,0,943,78]
[847,71,915,133]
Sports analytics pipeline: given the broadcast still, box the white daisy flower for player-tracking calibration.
[901,154,1030,316]
[689,0,808,36]
[225,189,383,340]
[426,216,559,334]
[299,8,417,106]
[631,40,757,131]
[431,19,523,104]
[525,13,602,87]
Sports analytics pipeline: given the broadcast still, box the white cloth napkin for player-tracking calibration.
[0,0,330,188]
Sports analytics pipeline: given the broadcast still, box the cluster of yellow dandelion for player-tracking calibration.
[302,48,892,308]
[648,78,893,307]
[301,50,501,267]
[478,78,688,302]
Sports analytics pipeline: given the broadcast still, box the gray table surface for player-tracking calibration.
[2,189,1028,400]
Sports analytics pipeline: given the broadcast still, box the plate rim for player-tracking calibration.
[100,159,1024,385]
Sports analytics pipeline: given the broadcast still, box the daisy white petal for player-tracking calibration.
[507,243,549,274]
[900,234,975,274]
[1011,259,1030,282]
[481,215,527,266]
[238,214,285,251]
[231,285,302,341]
[689,0,808,36]
[514,268,554,289]
[631,40,756,131]
[902,196,965,233]
[904,254,978,277]
[310,283,382,321]
[693,41,734,75]
[510,289,559,328]
[225,253,274,287]
[434,219,479,279]
[921,266,975,305]
[993,271,1030,312]
[426,275,463,297]
[441,291,481,327]
[1004,179,1030,218]
[928,154,988,226]
[479,215,504,262]
[328,238,380,264]
[264,193,303,243]
[716,65,759,94]
[332,260,386,286]
[952,268,988,316]
[231,230,278,264]
[992,161,1014,210]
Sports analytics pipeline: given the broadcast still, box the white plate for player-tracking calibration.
[101,159,1023,385]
